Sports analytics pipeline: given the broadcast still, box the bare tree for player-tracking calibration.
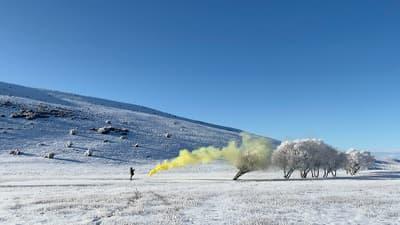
[345,149,375,176]
[273,139,353,179]
[272,141,296,179]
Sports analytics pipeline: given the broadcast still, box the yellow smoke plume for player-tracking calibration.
[148,133,273,176]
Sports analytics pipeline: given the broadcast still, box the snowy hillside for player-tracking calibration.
[0,81,278,163]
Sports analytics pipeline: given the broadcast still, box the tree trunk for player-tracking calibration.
[351,166,360,176]
[300,169,310,179]
[284,168,294,179]
[233,169,250,180]
[323,169,328,178]
[315,169,319,178]
[304,168,310,178]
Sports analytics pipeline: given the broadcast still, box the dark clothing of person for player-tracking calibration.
[130,167,135,180]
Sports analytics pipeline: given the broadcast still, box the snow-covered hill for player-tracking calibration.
[0,81,278,163]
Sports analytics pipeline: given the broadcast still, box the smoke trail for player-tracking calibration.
[148,133,273,176]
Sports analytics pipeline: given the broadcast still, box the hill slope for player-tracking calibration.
[0,81,278,164]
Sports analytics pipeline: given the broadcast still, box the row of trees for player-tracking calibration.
[272,139,374,179]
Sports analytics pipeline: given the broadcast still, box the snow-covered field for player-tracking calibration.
[1,82,400,225]
[1,157,400,225]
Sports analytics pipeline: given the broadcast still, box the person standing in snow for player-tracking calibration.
[130,167,135,181]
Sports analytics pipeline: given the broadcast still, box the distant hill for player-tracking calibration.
[0,81,279,163]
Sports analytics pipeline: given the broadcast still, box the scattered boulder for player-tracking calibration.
[120,136,127,140]
[44,152,55,159]
[96,127,109,134]
[84,149,93,157]
[65,141,73,148]
[9,149,21,155]
[0,100,13,107]
[134,143,140,148]
[37,143,46,147]
[91,126,129,135]
[11,109,45,120]
[69,129,77,135]
[105,120,112,124]
[165,133,172,138]
[103,139,110,143]
[10,105,73,120]
[0,114,5,118]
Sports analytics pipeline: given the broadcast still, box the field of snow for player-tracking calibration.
[1,157,400,225]
[2,82,400,225]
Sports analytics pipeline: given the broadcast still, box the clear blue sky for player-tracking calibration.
[0,1,399,152]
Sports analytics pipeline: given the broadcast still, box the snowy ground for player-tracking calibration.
[1,157,400,225]
[2,82,400,225]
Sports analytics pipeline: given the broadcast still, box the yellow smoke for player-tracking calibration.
[148,133,273,176]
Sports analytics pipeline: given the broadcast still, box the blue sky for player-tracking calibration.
[0,1,399,151]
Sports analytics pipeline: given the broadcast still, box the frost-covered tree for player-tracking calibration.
[233,134,273,180]
[272,141,297,179]
[273,140,304,179]
[273,139,351,179]
[273,140,376,179]
[295,139,330,178]
[345,149,375,175]
[322,149,346,178]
